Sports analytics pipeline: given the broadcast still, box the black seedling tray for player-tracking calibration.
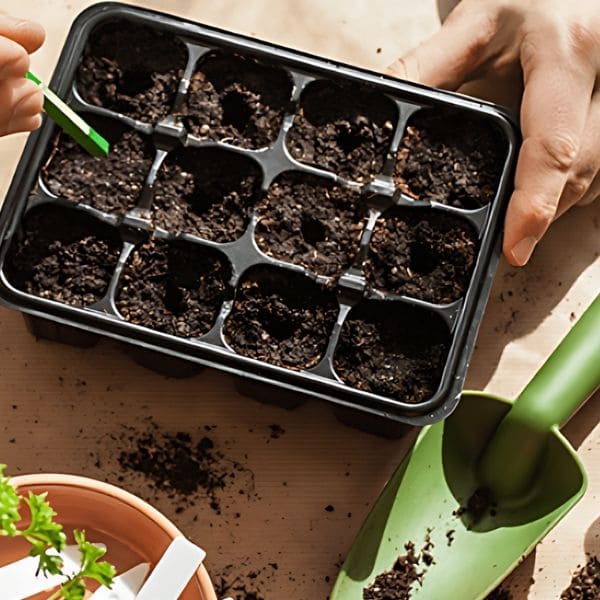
[0,2,519,429]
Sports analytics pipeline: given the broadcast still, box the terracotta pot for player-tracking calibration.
[0,474,217,600]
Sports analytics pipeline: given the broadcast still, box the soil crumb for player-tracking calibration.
[485,587,512,600]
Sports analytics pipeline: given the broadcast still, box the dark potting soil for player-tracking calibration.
[363,535,434,599]
[454,487,497,523]
[152,147,261,242]
[223,266,338,370]
[43,129,154,214]
[215,562,279,600]
[364,207,478,304]
[334,302,449,402]
[117,420,252,514]
[287,80,396,182]
[178,53,292,149]
[116,240,230,337]
[485,587,513,600]
[255,172,366,277]
[394,109,506,209]
[77,21,187,122]
[560,555,600,599]
[5,205,121,307]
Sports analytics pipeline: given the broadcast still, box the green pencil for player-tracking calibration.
[25,71,109,158]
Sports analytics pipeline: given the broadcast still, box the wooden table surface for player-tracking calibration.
[0,2,599,598]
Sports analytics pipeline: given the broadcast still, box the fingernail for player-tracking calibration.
[510,236,537,266]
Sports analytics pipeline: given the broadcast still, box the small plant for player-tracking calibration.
[0,465,116,600]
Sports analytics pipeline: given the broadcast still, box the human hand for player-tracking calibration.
[0,11,45,137]
[388,0,600,266]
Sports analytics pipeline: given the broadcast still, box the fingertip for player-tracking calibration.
[15,20,46,54]
[503,235,537,267]
[0,38,30,79]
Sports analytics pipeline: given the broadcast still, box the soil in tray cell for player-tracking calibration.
[116,240,230,338]
[42,117,154,215]
[223,266,338,370]
[286,80,396,182]
[77,20,187,123]
[152,147,262,242]
[178,53,292,149]
[5,204,122,307]
[394,109,507,209]
[363,207,478,304]
[255,172,366,277]
[334,301,450,402]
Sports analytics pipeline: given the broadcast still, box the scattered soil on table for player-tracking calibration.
[5,204,121,307]
[77,21,187,122]
[364,207,478,304]
[224,266,338,370]
[215,562,279,600]
[560,555,600,599]
[152,147,262,242]
[287,80,396,182]
[43,124,154,214]
[334,301,449,402]
[115,420,254,514]
[116,240,230,337]
[255,172,366,277]
[363,534,434,599]
[394,109,506,209]
[178,53,292,149]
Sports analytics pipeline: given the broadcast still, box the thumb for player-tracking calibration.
[387,7,498,90]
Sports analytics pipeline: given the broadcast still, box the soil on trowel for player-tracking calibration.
[364,207,478,304]
[77,21,187,122]
[43,127,154,214]
[334,301,450,402]
[394,109,506,209]
[178,53,292,149]
[152,147,262,242]
[224,266,338,370]
[116,239,230,337]
[363,534,434,599]
[561,555,600,599]
[5,204,121,307]
[287,80,396,182]
[485,587,513,600]
[255,172,366,277]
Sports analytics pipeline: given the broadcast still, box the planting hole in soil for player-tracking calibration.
[363,207,478,304]
[116,239,231,337]
[286,80,396,182]
[178,52,292,149]
[334,301,450,402]
[4,204,121,307]
[152,147,262,242]
[394,109,507,209]
[42,117,154,214]
[77,20,187,123]
[255,172,366,277]
[223,266,338,370]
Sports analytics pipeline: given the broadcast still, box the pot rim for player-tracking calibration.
[10,473,217,600]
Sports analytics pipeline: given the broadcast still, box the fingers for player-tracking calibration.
[0,77,43,135]
[555,93,600,217]
[387,5,498,89]
[0,35,31,79]
[0,11,45,54]
[502,26,597,266]
[577,172,600,207]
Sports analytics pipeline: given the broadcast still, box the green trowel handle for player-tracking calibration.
[480,293,600,499]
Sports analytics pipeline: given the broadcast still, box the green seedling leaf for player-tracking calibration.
[0,464,21,537]
[74,529,116,587]
[57,577,86,600]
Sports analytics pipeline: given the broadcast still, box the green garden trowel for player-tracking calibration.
[332,293,600,600]
[25,71,109,157]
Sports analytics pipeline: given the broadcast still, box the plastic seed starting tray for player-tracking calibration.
[0,2,519,430]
